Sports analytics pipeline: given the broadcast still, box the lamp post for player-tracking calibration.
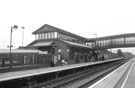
[9,25,18,69]
[21,27,25,46]
[67,49,70,61]
[94,34,97,47]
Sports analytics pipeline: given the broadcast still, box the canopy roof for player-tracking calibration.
[32,41,53,47]
[0,49,39,53]
[61,39,92,49]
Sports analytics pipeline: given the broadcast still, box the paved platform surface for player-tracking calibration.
[89,58,134,88]
[0,60,106,82]
[0,58,121,82]
[121,58,135,88]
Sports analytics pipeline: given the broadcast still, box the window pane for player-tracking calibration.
[52,32,54,38]
[50,32,52,39]
[44,33,46,39]
[54,32,58,38]
[42,33,44,39]
[35,34,38,40]
[48,33,50,39]
[38,34,41,40]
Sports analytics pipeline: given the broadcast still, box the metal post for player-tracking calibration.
[9,26,13,69]
[21,27,25,46]
[22,28,24,46]
[9,25,18,69]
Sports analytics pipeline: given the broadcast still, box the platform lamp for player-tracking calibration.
[9,25,18,69]
[67,49,70,61]
[21,27,25,46]
[94,33,97,47]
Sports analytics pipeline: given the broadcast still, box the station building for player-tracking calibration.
[25,24,92,64]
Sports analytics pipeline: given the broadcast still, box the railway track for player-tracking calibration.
[24,60,126,88]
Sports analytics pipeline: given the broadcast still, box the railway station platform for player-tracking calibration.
[89,58,134,88]
[0,58,122,82]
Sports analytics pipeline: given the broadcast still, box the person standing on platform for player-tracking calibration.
[102,55,105,61]
[2,58,5,69]
[58,49,62,66]
[50,58,55,67]
[58,53,61,66]
[53,55,57,66]
[60,53,64,66]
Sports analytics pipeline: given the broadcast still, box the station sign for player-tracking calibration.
[39,51,48,54]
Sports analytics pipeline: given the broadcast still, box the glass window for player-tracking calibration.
[112,38,124,45]
[38,34,42,40]
[35,34,38,40]
[86,42,93,47]
[125,37,130,44]
[50,32,52,39]
[57,32,60,38]
[50,32,53,39]
[46,33,48,39]
[60,33,62,38]
[44,33,46,39]
[131,37,135,44]
[133,37,135,44]
[38,34,40,40]
[59,33,61,38]
[41,33,44,39]
[40,33,42,39]
[52,32,54,38]
[47,33,50,39]
[54,32,57,38]
[101,40,104,46]
[36,32,59,40]
[49,32,52,39]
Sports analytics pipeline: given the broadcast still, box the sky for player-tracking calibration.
[0,0,135,53]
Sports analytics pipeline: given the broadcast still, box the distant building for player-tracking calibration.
[22,24,92,64]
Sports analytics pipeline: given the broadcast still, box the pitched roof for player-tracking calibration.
[0,49,39,53]
[32,24,87,40]
[30,41,53,47]
[60,39,92,49]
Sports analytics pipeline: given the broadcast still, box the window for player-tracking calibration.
[38,34,40,40]
[38,34,42,40]
[125,37,135,44]
[86,42,93,47]
[57,32,60,38]
[130,37,135,44]
[46,33,48,39]
[41,33,44,39]
[100,40,104,46]
[35,34,38,40]
[44,33,46,39]
[54,32,57,38]
[36,32,59,40]
[52,32,54,38]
